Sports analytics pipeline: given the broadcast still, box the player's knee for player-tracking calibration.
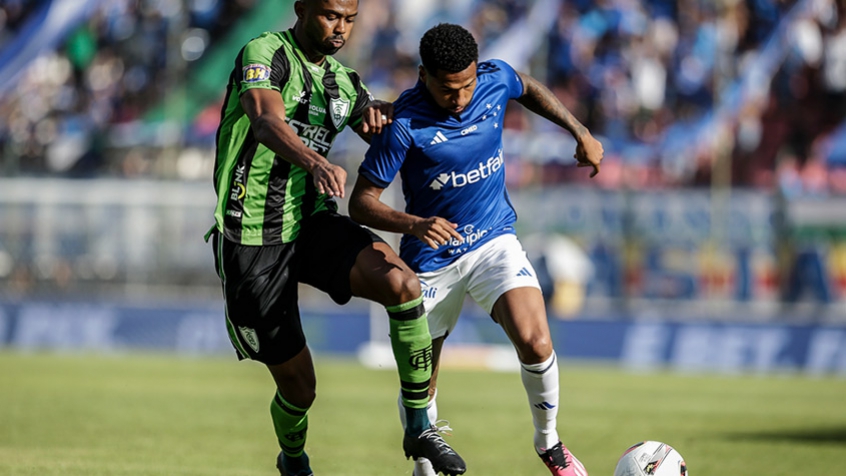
[296,388,317,408]
[383,268,421,305]
[399,270,422,299]
[518,333,553,363]
[303,390,316,407]
[277,387,315,409]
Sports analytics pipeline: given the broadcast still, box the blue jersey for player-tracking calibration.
[359,59,524,273]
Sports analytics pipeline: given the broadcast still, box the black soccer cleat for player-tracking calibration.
[403,424,466,475]
[276,451,314,476]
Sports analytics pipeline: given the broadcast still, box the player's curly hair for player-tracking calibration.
[419,23,479,74]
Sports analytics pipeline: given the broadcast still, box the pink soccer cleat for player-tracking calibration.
[537,442,588,476]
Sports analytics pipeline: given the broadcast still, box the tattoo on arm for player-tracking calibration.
[516,73,588,139]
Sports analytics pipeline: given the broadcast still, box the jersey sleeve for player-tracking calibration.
[237,36,289,95]
[346,70,374,129]
[489,59,524,100]
[358,121,411,189]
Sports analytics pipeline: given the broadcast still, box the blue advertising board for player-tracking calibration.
[1,300,844,376]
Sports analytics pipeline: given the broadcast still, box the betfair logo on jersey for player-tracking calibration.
[429,148,504,191]
[242,64,270,83]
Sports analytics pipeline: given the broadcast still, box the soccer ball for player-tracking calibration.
[613,441,688,476]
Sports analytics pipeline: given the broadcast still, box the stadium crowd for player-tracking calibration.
[335,0,846,196]
[1,0,845,196]
[1,0,844,307]
[0,0,256,176]
[538,0,846,195]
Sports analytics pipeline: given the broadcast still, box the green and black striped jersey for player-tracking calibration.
[209,29,373,245]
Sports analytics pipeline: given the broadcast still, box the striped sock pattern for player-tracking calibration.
[387,296,433,435]
[270,391,309,458]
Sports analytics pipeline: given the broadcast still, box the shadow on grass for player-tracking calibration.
[725,427,846,445]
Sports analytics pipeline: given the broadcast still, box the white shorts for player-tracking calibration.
[418,234,541,339]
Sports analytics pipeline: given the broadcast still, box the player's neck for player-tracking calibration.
[292,25,326,65]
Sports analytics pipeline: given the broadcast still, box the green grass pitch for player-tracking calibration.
[1,351,843,475]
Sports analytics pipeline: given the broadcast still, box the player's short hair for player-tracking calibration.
[419,23,479,74]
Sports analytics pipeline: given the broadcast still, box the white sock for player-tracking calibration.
[398,390,439,476]
[520,351,560,452]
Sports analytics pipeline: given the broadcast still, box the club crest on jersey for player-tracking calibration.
[330,97,350,129]
[242,64,270,83]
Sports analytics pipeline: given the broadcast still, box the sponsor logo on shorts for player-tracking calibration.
[239,326,260,353]
[242,64,270,83]
[420,280,438,300]
[517,267,533,277]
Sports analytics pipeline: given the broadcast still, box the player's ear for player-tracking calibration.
[418,65,427,84]
[294,0,305,20]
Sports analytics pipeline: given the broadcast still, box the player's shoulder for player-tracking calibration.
[392,85,428,120]
[245,31,287,49]
[241,31,293,63]
[324,55,360,78]
[477,59,516,79]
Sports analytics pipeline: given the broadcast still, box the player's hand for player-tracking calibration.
[360,100,393,135]
[411,217,464,250]
[311,161,346,198]
[574,132,604,178]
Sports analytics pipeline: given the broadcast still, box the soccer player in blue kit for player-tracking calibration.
[349,24,603,476]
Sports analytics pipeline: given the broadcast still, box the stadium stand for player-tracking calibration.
[0,0,844,312]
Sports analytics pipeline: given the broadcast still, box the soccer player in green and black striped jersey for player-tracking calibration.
[206,1,465,475]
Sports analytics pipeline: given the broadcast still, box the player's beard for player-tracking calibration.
[318,35,345,56]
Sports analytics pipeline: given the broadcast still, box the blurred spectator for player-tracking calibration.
[1,0,845,195]
[0,0,255,177]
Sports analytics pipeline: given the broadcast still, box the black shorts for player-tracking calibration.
[212,212,384,365]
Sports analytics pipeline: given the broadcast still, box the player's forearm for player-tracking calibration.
[349,192,419,235]
[252,114,328,173]
[516,73,589,140]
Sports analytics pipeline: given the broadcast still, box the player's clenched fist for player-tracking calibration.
[575,131,604,178]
